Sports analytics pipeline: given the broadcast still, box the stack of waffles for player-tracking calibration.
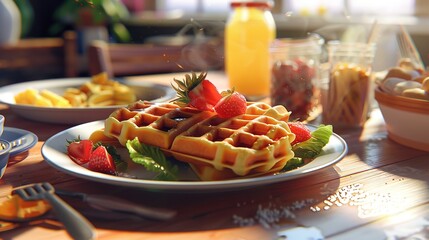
[97,100,296,181]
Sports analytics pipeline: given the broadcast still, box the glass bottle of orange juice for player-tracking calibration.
[225,0,276,100]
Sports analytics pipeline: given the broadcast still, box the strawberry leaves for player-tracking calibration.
[172,72,216,107]
[172,72,223,111]
[172,72,247,118]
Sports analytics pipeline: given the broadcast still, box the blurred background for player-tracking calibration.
[2,0,429,86]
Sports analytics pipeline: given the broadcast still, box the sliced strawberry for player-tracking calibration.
[287,122,311,145]
[188,79,222,111]
[214,91,247,118]
[188,96,214,111]
[172,72,222,111]
[67,139,94,165]
[88,146,116,175]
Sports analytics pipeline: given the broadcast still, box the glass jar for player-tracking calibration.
[225,0,276,100]
[321,41,376,128]
[270,35,324,121]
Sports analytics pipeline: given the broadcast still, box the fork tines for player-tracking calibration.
[13,182,55,201]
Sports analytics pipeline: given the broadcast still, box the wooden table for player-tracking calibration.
[1,72,429,240]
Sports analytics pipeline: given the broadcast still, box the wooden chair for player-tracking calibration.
[0,31,79,83]
[87,39,224,78]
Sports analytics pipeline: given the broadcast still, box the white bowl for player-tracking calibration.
[375,86,429,151]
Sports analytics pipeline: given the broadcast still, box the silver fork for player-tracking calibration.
[396,25,425,71]
[13,182,96,240]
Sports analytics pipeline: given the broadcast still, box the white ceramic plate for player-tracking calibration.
[2,127,38,156]
[41,121,348,191]
[0,78,176,125]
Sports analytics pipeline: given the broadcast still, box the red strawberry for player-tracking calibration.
[188,80,222,110]
[287,122,311,145]
[67,139,94,165]
[88,146,116,175]
[214,90,247,118]
[172,72,222,111]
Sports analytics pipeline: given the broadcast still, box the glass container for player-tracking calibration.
[225,0,276,100]
[270,35,324,121]
[321,41,376,128]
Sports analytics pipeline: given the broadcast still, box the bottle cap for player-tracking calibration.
[230,0,273,8]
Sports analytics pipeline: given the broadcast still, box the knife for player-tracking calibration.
[56,189,176,221]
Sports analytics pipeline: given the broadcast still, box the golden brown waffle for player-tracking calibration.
[104,101,216,148]
[169,114,295,180]
[245,102,291,121]
[102,101,295,180]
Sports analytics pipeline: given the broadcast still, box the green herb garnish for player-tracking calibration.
[126,137,179,181]
[106,145,127,172]
[292,124,333,159]
[281,157,304,172]
[281,125,333,172]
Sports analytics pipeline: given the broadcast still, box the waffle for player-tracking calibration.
[101,100,295,180]
[104,101,216,148]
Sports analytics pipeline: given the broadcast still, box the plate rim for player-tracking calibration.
[0,78,176,110]
[2,127,38,156]
[41,121,348,191]
[0,78,176,124]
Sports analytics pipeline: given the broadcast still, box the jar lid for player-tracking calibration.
[270,34,324,55]
[327,40,376,56]
[231,0,273,8]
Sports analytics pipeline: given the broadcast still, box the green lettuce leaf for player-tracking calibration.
[292,124,333,159]
[281,157,304,172]
[126,137,178,181]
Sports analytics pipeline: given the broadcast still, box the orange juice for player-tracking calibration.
[225,1,276,99]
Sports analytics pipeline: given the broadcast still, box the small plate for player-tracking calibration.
[0,78,176,124]
[42,121,348,192]
[1,127,38,156]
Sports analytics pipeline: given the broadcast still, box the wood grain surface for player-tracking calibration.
[1,72,428,240]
